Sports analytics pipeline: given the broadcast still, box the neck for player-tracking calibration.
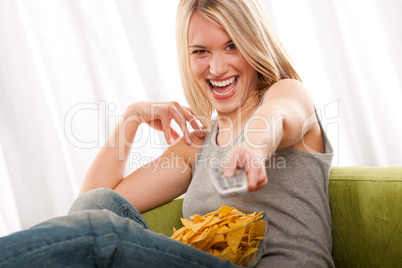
[216,93,262,137]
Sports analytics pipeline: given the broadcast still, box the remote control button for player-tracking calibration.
[234,173,241,184]
[217,176,227,189]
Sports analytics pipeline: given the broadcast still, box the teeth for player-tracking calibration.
[209,77,235,87]
[209,77,237,96]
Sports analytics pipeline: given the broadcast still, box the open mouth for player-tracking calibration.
[208,76,238,99]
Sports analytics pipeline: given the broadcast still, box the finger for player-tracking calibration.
[254,177,268,191]
[172,103,201,133]
[180,108,205,138]
[246,167,259,191]
[168,103,192,144]
[170,127,180,140]
[179,105,206,135]
[249,169,267,191]
[160,114,173,145]
[148,119,163,132]
[182,106,202,125]
[224,149,238,177]
[183,106,208,130]
[256,176,268,190]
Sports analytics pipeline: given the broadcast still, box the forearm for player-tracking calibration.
[244,105,285,158]
[79,105,141,194]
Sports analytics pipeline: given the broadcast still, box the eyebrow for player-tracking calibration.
[188,39,233,49]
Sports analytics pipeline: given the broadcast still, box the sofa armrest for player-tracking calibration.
[329,166,402,267]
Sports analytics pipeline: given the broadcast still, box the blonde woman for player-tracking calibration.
[0,0,334,267]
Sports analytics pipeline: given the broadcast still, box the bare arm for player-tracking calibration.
[225,79,324,190]
[79,101,204,212]
[114,133,204,213]
[247,79,322,153]
[79,104,142,193]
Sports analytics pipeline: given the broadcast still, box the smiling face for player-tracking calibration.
[188,12,259,117]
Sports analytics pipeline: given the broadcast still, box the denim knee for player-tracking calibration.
[69,188,117,212]
[68,188,150,229]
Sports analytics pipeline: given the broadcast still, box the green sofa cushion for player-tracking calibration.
[329,167,402,267]
[142,198,184,237]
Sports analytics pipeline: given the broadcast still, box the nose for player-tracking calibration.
[209,52,228,77]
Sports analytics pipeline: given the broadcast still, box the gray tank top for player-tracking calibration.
[183,111,335,267]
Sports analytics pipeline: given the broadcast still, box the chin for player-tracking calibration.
[213,102,242,116]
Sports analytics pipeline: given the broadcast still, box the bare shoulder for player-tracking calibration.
[263,80,314,118]
[264,79,311,102]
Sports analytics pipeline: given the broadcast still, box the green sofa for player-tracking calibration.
[142,167,402,267]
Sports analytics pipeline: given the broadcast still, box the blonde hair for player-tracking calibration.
[176,0,301,126]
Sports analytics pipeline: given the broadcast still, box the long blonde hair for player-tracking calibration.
[176,0,301,126]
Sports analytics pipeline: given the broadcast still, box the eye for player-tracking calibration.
[226,43,237,51]
[192,50,208,55]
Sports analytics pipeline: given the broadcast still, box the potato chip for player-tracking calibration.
[237,247,259,266]
[170,206,267,266]
[226,227,245,253]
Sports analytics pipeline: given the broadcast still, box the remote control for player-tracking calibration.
[209,167,248,198]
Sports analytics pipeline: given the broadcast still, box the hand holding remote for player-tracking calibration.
[209,167,248,198]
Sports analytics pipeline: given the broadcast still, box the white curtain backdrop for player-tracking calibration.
[0,0,401,236]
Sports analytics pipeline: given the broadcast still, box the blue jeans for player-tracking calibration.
[0,188,239,267]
